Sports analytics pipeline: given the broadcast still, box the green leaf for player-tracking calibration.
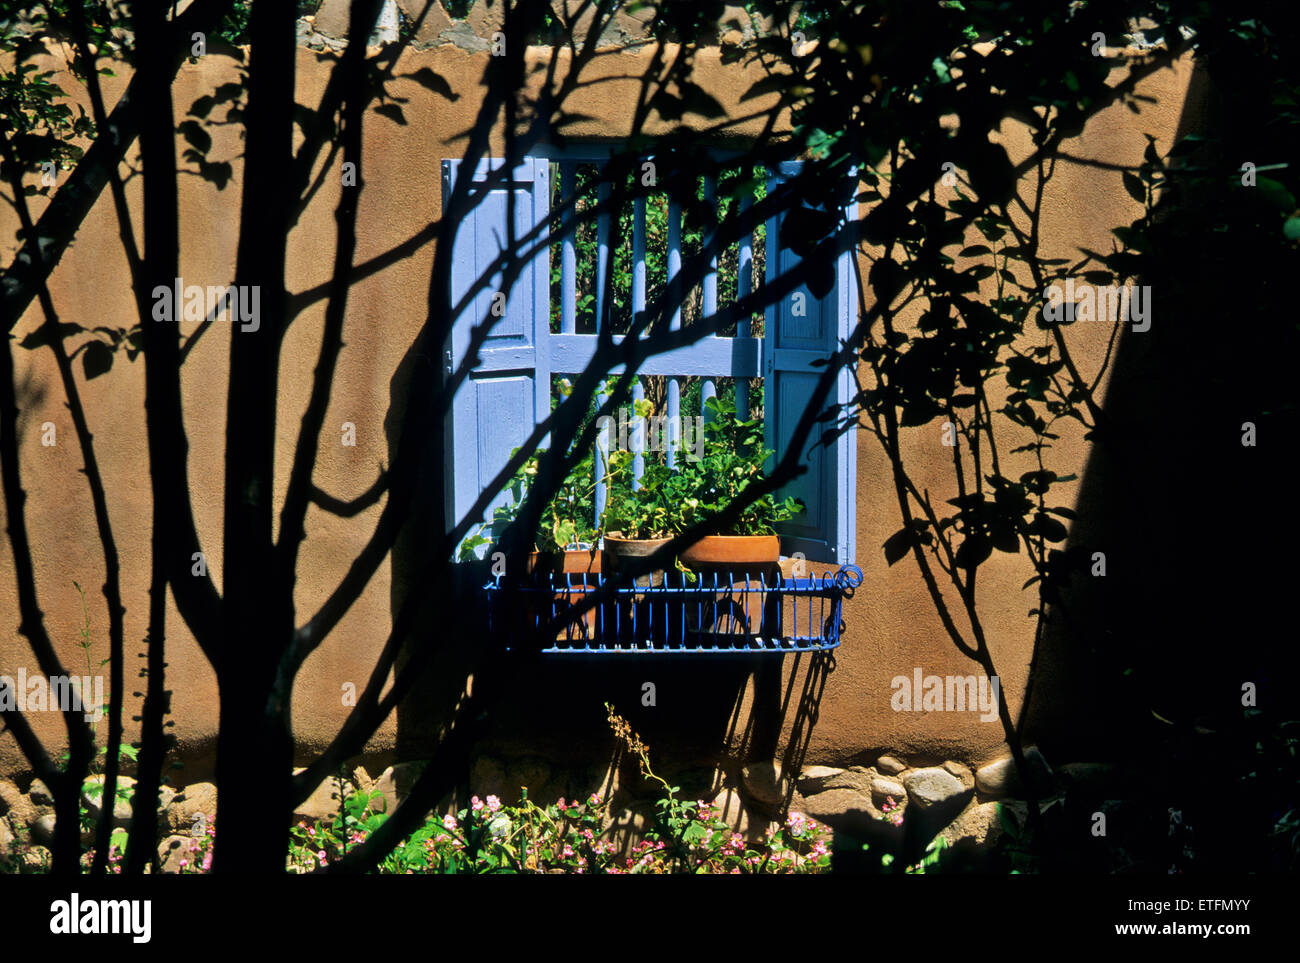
[1284,217,1300,241]
[1256,177,1295,211]
[997,801,1020,838]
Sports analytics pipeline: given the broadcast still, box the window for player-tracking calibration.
[440,150,856,564]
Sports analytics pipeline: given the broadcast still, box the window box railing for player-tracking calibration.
[483,563,863,656]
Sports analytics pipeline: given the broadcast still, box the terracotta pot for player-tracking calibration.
[521,548,604,644]
[603,535,673,585]
[678,534,780,570]
[525,548,602,575]
[678,536,780,642]
[602,535,679,645]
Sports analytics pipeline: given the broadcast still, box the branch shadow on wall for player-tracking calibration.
[1016,60,1300,872]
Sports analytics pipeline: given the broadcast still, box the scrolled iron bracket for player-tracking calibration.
[834,564,864,595]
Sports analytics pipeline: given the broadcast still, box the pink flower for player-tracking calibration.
[317,850,327,864]
[486,795,502,812]
[471,796,484,811]
[557,797,566,809]
[443,814,457,830]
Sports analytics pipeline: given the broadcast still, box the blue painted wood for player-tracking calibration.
[668,197,682,331]
[736,196,753,422]
[633,196,646,330]
[548,333,760,378]
[703,177,717,329]
[445,152,854,567]
[632,379,645,489]
[597,179,612,332]
[666,377,681,469]
[763,160,857,565]
[442,157,550,542]
[561,162,576,334]
[595,390,609,527]
[701,379,716,421]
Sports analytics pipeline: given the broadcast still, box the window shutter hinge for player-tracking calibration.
[443,348,454,373]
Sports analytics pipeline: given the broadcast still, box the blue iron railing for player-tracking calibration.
[484,564,863,655]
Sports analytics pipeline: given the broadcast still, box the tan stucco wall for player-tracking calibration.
[0,36,1196,783]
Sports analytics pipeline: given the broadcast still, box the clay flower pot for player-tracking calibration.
[603,534,673,587]
[677,534,780,571]
[602,535,680,645]
[678,535,780,642]
[525,547,602,576]
[523,547,603,644]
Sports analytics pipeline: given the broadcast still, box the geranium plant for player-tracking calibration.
[604,396,803,540]
[457,444,609,560]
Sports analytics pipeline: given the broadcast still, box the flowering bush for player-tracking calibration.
[276,707,834,874]
[7,709,836,874]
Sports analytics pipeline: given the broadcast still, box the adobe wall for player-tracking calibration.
[0,4,1197,837]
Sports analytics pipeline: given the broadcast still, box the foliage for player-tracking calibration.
[3,0,1297,879]
[551,161,767,336]
[603,395,802,539]
[457,438,619,560]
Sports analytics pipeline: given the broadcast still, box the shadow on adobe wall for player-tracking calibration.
[1020,58,1300,870]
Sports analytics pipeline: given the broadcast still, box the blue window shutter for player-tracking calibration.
[441,157,550,541]
[764,161,857,565]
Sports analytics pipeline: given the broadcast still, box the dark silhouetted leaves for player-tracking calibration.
[1122,171,1145,203]
[18,322,84,350]
[955,533,992,570]
[177,120,211,154]
[373,103,407,126]
[405,67,458,101]
[81,340,113,380]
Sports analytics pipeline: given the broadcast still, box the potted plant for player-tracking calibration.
[603,395,803,573]
[458,447,603,571]
[602,395,803,643]
[673,396,802,572]
[459,446,606,642]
